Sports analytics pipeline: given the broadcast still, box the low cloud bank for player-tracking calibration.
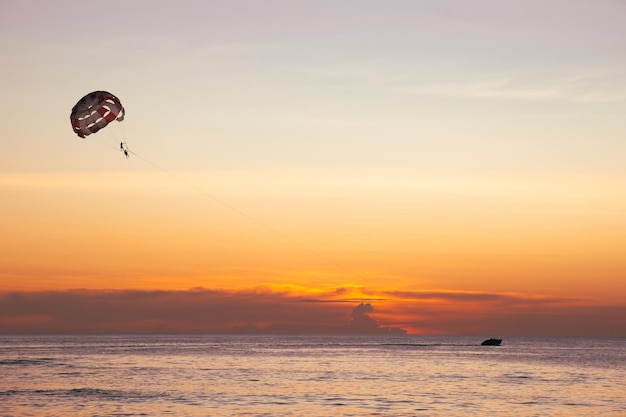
[2,288,624,336]
[0,289,406,335]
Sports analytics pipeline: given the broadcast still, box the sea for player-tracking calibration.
[1,335,624,417]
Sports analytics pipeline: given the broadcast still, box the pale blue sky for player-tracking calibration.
[2,0,626,175]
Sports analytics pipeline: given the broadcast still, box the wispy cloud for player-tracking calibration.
[401,77,559,100]
[384,290,579,305]
[399,69,626,104]
[306,58,626,104]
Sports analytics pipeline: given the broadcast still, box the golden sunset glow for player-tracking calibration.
[1,1,626,336]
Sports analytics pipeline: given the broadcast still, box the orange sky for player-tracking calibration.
[2,169,626,336]
[2,1,626,336]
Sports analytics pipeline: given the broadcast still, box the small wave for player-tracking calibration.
[381,343,477,347]
[324,397,348,407]
[70,388,127,399]
[0,358,55,366]
[0,387,162,402]
[105,414,149,417]
[564,402,593,407]
[57,371,82,376]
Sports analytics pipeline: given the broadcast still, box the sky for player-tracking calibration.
[1,0,626,336]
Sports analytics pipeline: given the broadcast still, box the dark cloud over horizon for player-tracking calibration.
[343,303,406,335]
[1,288,624,336]
[0,289,407,335]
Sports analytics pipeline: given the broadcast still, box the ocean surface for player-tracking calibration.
[1,335,624,416]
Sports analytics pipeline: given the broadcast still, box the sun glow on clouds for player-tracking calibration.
[1,286,624,336]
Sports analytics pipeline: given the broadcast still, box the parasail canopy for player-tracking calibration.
[70,91,125,138]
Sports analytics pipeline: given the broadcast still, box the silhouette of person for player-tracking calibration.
[120,142,129,158]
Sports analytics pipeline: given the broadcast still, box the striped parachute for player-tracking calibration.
[70,91,125,138]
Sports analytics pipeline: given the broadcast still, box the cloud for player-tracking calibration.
[401,71,626,104]
[0,288,405,335]
[384,290,626,337]
[1,287,623,336]
[385,290,579,305]
[403,78,562,101]
[342,303,406,335]
[309,59,626,104]
[398,303,626,337]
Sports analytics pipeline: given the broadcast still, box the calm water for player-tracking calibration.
[1,335,624,416]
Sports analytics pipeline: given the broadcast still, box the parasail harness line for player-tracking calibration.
[125,148,351,275]
[70,90,351,277]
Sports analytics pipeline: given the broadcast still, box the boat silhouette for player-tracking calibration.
[481,338,502,346]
